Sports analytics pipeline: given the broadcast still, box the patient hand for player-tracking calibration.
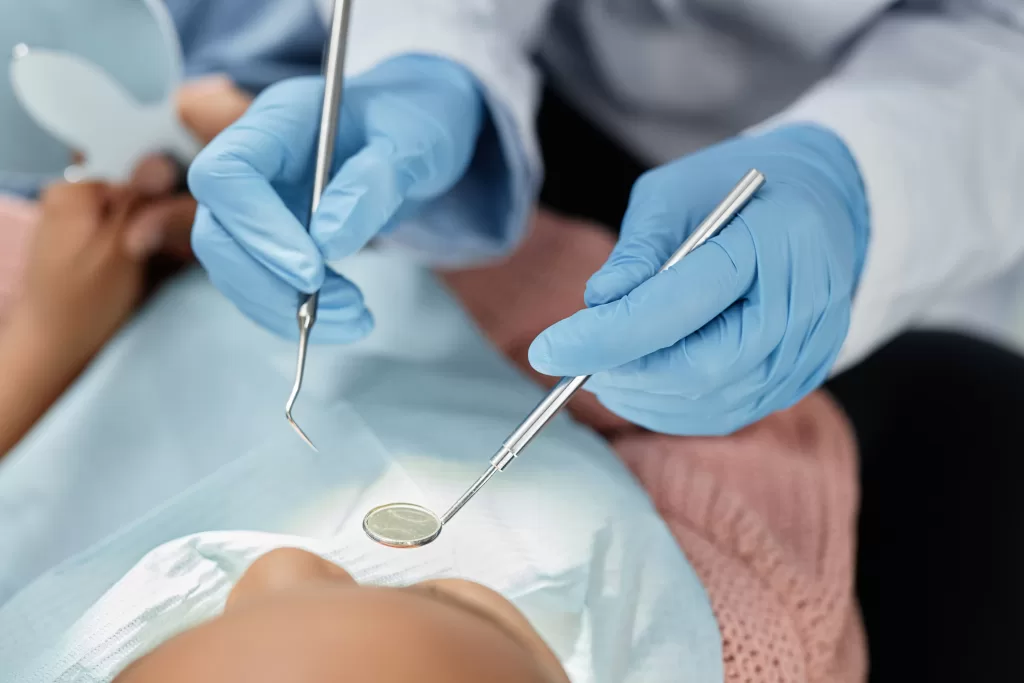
[12,183,154,365]
[115,548,569,683]
[125,76,253,259]
[0,78,253,457]
[0,184,155,455]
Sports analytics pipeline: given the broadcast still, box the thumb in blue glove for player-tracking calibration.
[529,124,870,435]
[188,55,484,342]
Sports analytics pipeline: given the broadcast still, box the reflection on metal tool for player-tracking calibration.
[285,0,354,451]
[363,503,444,549]
[362,169,767,548]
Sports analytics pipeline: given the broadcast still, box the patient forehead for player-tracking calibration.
[116,585,551,683]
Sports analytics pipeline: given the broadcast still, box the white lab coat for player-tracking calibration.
[316,0,1024,371]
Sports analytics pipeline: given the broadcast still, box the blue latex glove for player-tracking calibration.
[187,55,483,342]
[529,125,870,435]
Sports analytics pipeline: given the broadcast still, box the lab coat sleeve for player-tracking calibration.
[763,9,1024,372]
[315,0,555,267]
[169,0,327,93]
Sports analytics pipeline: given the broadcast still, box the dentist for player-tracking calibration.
[188,0,1024,437]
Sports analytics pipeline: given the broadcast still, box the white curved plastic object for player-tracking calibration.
[9,46,198,183]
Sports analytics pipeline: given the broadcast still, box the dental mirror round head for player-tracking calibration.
[363,503,443,549]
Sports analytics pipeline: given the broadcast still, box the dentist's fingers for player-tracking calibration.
[191,206,370,342]
[529,218,758,377]
[583,164,760,307]
[188,78,333,294]
[309,137,410,261]
[309,57,483,262]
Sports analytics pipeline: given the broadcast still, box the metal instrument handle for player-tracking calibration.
[298,0,354,321]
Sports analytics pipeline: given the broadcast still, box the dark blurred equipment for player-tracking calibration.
[830,332,1024,682]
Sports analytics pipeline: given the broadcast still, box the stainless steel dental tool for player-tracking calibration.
[363,169,767,548]
[285,0,354,451]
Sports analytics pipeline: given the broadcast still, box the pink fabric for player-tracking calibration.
[0,195,38,318]
[616,396,865,683]
[442,211,866,683]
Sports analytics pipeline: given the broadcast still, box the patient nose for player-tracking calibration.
[227,548,356,611]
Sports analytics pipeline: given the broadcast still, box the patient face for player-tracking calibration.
[114,548,568,683]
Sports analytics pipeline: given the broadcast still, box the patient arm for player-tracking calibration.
[0,199,69,458]
[0,196,37,318]
[0,77,254,456]
[0,311,83,458]
[0,184,155,459]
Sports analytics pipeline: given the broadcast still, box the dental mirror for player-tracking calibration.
[363,503,444,549]
[1,0,186,187]
[363,453,503,548]
[10,46,198,183]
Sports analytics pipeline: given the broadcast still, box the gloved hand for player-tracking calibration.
[187,55,484,341]
[529,124,870,435]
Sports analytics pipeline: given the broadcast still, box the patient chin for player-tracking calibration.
[114,586,565,683]
[115,625,559,683]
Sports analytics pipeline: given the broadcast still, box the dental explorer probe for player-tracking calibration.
[363,169,766,549]
[285,0,354,451]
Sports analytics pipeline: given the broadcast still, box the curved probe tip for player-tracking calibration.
[286,411,318,452]
[285,323,317,452]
